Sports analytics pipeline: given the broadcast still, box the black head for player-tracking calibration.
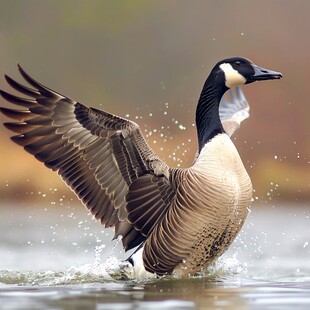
[212,57,282,89]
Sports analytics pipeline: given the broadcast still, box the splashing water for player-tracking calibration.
[0,259,113,286]
[0,253,244,286]
[1,203,310,288]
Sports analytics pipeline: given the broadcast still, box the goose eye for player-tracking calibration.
[235,61,241,65]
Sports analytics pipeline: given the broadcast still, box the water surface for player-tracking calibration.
[0,204,309,309]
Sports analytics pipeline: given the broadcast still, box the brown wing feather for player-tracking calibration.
[0,65,175,251]
[141,172,200,275]
[125,174,174,250]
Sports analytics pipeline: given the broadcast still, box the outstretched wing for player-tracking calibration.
[0,65,175,251]
[219,87,250,136]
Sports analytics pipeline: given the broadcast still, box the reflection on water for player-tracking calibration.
[1,277,310,310]
[0,204,310,309]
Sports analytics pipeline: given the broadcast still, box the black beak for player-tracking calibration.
[251,64,283,81]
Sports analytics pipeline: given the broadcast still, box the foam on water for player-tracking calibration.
[0,252,245,286]
[0,254,121,286]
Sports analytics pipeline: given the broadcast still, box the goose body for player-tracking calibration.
[0,57,282,277]
[141,133,252,277]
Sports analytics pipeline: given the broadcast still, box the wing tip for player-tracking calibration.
[10,134,27,146]
[17,63,23,72]
[17,63,31,83]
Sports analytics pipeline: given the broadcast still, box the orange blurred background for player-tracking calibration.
[0,1,309,205]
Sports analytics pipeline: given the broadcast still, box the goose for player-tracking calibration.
[0,57,282,278]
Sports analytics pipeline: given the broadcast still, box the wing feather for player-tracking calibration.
[0,65,175,251]
[219,87,250,136]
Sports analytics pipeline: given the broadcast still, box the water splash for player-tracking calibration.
[0,254,126,286]
[0,251,246,286]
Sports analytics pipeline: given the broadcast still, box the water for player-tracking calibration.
[0,203,310,309]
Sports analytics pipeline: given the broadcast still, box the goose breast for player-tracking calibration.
[143,134,252,276]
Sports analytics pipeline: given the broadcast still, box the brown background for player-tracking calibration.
[0,1,309,205]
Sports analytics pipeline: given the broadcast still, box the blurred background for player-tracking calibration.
[0,0,309,206]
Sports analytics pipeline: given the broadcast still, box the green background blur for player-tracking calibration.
[0,0,309,205]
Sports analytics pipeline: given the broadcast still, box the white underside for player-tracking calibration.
[107,247,155,280]
[129,247,155,279]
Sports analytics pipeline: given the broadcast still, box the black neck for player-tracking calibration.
[196,73,227,152]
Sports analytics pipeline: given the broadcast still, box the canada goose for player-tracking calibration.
[0,57,282,278]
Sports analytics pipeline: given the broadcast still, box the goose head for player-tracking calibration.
[212,57,282,89]
[196,57,282,150]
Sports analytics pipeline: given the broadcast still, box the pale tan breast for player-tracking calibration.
[173,134,252,276]
[143,134,252,276]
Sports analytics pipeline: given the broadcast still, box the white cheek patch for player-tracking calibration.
[219,63,246,88]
